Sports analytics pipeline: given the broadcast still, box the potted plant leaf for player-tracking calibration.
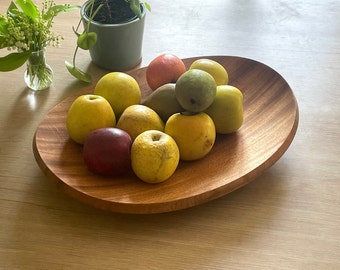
[66,0,151,83]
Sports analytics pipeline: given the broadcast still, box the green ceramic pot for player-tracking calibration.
[81,0,146,71]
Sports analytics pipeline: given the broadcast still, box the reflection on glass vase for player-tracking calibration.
[24,49,53,91]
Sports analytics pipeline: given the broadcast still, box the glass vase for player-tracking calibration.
[24,49,53,91]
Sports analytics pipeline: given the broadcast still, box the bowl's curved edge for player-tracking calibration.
[32,55,300,214]
[32,101,298,214]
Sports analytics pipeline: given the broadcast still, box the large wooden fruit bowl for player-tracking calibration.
[33,56,299,214]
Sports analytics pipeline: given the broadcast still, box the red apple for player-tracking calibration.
[146,53,187,90]
[83,128,132,176]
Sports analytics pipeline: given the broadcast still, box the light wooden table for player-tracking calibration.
[1,0,339,269]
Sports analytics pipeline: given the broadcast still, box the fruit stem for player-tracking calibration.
[180,111,199,116]
[152,134,162,141]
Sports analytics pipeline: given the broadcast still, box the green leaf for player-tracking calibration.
[77,32,97,50]
[15,0,39,19]
[144,2,151,12]
[0,36,8,49]
[0,17,8,35]
[65,61,92,83]
[42,4,80,21]
[7,2,21,18]
[130,0,142,19]
[0,51,30,72]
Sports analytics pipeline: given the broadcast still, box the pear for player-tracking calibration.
[142,83,184,122]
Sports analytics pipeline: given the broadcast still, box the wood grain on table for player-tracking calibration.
[1,0,339,269]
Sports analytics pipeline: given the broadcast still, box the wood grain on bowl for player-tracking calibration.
[33,56,299,214]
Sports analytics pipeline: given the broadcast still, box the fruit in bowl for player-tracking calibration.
[94,72,141,119]
[189,58,229,86]
[66,94,116,144]
[83,128,132,176]
[142,83,184,122]
[165,112,216,161]
[116,104,165,141]
[175,69,217,113]
[131,130,180,183]
[146,53,187,91]
[205,85,244,134]
[64,57,243,184]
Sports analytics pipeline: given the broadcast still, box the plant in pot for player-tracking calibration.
[66,0,151,83]
[0,0,80,90]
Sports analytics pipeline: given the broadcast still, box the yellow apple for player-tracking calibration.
[189,58,229,86]
[165,112,216,161]
[205,85,243,134]
[66,94,116,144]
[94,72,141,119]
[131,130,180,183]
[116,104,164,141]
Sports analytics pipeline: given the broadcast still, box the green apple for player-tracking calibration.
[205,85,243,134]
[175,69,217,113]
